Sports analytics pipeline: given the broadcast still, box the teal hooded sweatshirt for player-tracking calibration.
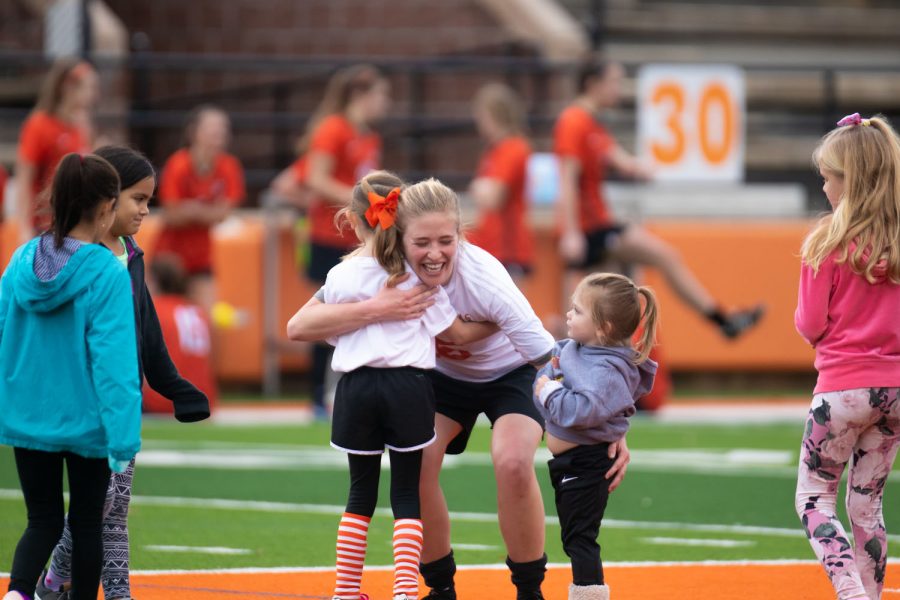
[0,236,141,462]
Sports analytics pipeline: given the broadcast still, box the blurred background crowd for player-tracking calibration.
[1,0,898,416]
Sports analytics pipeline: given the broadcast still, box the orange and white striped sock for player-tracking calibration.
[333,512,371,599]
[392,518,424,598]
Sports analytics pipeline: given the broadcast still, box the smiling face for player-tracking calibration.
[401,211,460,287]
[110,176,154,237]
[566,290,604,346]
[820,167,844,210]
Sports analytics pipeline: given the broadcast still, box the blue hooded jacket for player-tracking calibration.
[0,236,141,462]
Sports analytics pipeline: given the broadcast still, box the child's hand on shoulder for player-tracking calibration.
[535,374,551,397]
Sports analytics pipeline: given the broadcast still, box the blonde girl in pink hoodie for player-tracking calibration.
[794,113,900,600]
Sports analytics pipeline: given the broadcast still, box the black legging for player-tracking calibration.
[8,447,110,600]
[346,450,423,519]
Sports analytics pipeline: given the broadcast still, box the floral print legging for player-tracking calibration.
[796,387,900,600]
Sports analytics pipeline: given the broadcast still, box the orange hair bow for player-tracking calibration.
[365,187,400,229]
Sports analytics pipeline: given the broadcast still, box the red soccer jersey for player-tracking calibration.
[0,164,7,218]
[291,154,308,183]
[142,294,218,414]
[553,105,615,231]
[307,114,381,248]
[17,110,90,230]
[467,136,534,267]
[156,148,245,274]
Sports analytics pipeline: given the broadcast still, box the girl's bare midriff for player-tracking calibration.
[546,431,579,456]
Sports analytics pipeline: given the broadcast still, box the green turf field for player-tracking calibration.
[2,412,899,572]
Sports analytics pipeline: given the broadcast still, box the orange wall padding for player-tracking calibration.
[1,216,816,382]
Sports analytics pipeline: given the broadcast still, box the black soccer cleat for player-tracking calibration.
[720,304,765,340]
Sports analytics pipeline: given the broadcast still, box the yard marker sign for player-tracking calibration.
[638,64,745,182]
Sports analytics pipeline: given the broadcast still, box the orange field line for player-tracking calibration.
[2,562,880,599]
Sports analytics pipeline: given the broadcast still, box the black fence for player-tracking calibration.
[2,49,899,205]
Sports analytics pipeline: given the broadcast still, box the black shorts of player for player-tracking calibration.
[503,262,533,279]
[565,224,628,271]
[427,364,544,455]
[307,241,350,283]
[548,442,615,586]
[331,366,437,454]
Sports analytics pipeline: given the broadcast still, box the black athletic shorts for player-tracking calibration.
[565,224,627,270]
[427,364,544,455]
[331,366,436,454]
[503,262,533,279]
[307,242,351,283]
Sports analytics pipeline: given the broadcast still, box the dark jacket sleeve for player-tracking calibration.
[140,285,210,422]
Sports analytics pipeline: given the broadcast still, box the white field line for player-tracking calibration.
[650,402,810,424]
[145,545,253,555]
[4,487,897,544]
[452,543,499,551]
[7,558,900,579]
[119,443,803,477]
[640,537,756,548]
[202,401,811,426]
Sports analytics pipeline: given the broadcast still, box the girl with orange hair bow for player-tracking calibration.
[305,171,497,600]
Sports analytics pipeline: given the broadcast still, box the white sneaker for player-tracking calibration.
[393,595,412,600]
[4,592,28,600]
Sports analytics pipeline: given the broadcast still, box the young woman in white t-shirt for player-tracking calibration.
[289,177,632,600]
[313,171,496,600]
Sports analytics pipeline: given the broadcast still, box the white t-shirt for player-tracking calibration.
[323,256,457,373]
[436,242,554,382]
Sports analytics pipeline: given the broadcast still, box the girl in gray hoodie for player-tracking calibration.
[534,272,659,600]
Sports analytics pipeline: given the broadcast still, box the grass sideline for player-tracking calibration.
[2,403,900,575]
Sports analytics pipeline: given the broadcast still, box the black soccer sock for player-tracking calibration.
[705,307,728,327]
[507,553,547,594]
[420,549,457,592]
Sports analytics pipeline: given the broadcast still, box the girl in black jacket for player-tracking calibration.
[37,146,210,600]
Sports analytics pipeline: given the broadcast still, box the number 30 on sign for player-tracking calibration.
[637,65,745,182]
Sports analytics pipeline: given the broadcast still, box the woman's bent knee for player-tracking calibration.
[494,453,537,491]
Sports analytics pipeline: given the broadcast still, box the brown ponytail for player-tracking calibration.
[49,153,120,248]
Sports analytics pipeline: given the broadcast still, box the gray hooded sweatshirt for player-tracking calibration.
[534,339,657,444]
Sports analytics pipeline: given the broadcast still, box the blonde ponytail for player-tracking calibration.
[634,286,659,364]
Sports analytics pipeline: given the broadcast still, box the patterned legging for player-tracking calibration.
[795,387,900,600]
[50,458,135,600]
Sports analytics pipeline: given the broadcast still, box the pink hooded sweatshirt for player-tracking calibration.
[795,245,900,394]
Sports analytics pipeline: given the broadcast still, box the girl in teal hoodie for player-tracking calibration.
[37,146,210,600]
[0,153,141,600]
